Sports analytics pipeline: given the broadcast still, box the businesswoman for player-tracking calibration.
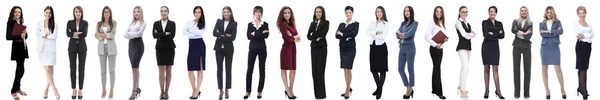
[184,6,207,99]
[397,6,418,99]
[37,6,60,99]
[574,6,592,100]
[7,6,28,100]
[337,6,358,99]
[277,6,300,99]
[95,6,117,99]
[455,6,475,99]
[213,6,237,100]
[481,6,505,99]
[66,6,88,100]
[153,6,176,100]
[425,6,447,99]
[307,6,329,99]
[366,6,389,99]
[511,6,533,99]
[539,6,565,99]
[124,6,146,100]
[244,6,269,99]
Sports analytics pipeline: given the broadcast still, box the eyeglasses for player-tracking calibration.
[460,11,468,13]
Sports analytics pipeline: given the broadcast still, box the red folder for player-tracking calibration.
[432,31,447,43]
[12,23,26,36]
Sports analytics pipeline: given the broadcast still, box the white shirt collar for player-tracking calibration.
[252,19,265,27]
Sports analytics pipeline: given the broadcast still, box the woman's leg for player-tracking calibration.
[492,65,502,96]
[159,66,166,98]
[554,65,565,95]
[165,65,173,98]
[542,65,549,95]
[484,65,490,96]
[188,71,197,97]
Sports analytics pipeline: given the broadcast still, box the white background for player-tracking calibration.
[1,0,598,100]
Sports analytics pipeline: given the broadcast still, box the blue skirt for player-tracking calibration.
[187,38,206,71]
[540,44,561,65]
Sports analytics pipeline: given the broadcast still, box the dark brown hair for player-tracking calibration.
[433,6,445,28]
[277,6,295,27]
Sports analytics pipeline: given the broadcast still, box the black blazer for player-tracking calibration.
[511,19,533,48]
[335,22,359,49]
[6,20,29,60]
[307,20,329,48]
[482,19,505,41]
[213,19,237,51]
[247,21,269,50]
[152,20,176,49]
[66,20,88,52]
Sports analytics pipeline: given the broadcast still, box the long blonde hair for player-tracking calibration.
[543,6,558,22]
[519,6,531,23]
[130,6,144,25]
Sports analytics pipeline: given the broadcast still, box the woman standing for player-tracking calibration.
[66,6,88,100]
[37,6,60,99]
[397,6,418,99]
[455,6,475,99]
[307,6,329,99]
[337,6,358,99]
[574,6,592,100]
[213,6,237,100]
[425,6,447,99]
[153,6,176,100]
[539,6,565,99]
[244,6,269,99]
[124,6,146,100]
[7,6,28,100]
[367,6,389,99]
[95,6,117,99]
[184,6,207,99]
[277,6,300,99]
[481,6,505,99]
[511,6,533,99]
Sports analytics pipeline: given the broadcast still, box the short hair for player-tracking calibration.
[488,6,498,13]
[253,6,263,14]
[345,6,353,12]
[576,6,586,14]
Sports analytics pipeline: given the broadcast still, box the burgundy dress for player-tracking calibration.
[279,22,297,70]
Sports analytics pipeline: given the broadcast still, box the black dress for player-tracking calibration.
[481,19,505,65]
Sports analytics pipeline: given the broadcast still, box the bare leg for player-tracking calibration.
[44,66,51,98]
[554,65,565,95]
[281,70,289,95]
[49,66,59,98]
[289,70,296,96]
[542,65,549,95]
[344,69,352,96]
[165,65,173,98]
[130,68,140,98]
[158,66,166,98]
[188,71,197,97]
[196,57,204,97]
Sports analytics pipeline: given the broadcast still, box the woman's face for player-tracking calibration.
[194,8,202,19]
[103,9,110,20]
[577,10,586,19]
[488,8,497,19]
[133,8,141,20]
[435,8,442,19]
[376,8,383,20]
[44,9,52,20]
[315,8,322,20]
[459,8,468,19]
[254,10,262,20]
[404,7,410,19]
[74,8,82,19]
[345,10,353,20]
[519,8,527,19]
[160,7,168,19]
[13,8,21,19]
[545,9,553,20]
[283,9,291,20]
[223,9,231,20]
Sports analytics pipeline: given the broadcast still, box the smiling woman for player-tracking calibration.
[124,6,146,100]
[95,6,117,99]
[7,6,29,100]
[66,6,88,100]
[37,6,60,100]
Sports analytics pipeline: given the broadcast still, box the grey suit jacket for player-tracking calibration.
[96,21,117,55]
[511,19,533,48]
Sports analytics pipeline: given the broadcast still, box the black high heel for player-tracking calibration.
[285,91,297,99]
[189,91,201,99]
[403,90,414,99]
[77,96,83,100]
[72,96,76,99]
[257,92,262,99]
[546,95,550,99]
[562,95,567,99]
[243,92,250,99]
[437,95,446,99]
[578,88,590,99]
[483,90,489,99]
[495,91,505,99]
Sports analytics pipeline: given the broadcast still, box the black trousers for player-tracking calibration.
[69,52,87,90]
[216,50,233,89]
[429,47,443,95]
[311,47,327,98]
[246,49,267,93]
[11,59,25,93]
[512,47,531,97]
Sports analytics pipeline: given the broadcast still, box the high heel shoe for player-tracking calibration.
[402,90,414,99]
[578,88,590,99]
[437,95,446,99]
[495,91,505,99]
[546,95,550,99]
[225,90,230,99]
[284,91,297,99]
[243,92,250,99]
[562,95,567,99]
[340,93,350,99]
[483,90,489,99]
[219,90,224,100]
[189,91,201,99]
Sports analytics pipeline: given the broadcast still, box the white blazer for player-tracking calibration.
[36,20,58,52]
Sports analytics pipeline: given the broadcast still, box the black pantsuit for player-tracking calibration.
[307,20,329,99]
[69,52,87,89]
[429,47,444,95]
[246,49,267,92]
[66,20,89,90]
[214,19,237,89]
[12,59,25,93]
[7,20,29,94]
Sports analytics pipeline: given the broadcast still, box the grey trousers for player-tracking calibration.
[513,47,531,97]
[99,44,116,88]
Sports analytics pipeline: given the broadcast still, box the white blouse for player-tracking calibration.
[424,22,447,48]
[183,20,206,39]
[101,26,109,44]
[366,21,388,45]
[575,22,594,43]
[124,21,146,39]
